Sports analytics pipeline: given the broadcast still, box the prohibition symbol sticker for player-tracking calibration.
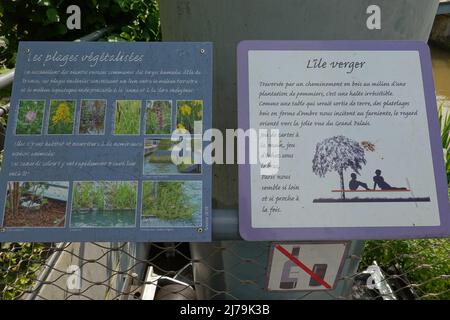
[266,242,349,292]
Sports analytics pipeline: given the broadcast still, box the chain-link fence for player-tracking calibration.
[0,239,449,300]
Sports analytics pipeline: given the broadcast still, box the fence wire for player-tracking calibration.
[0,239,448,300]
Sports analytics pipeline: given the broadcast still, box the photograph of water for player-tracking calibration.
[143,138,202,175]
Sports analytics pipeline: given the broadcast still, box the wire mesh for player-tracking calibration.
[0,239,448,300]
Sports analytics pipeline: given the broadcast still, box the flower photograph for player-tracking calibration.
[176,100,203,134]
[79,99,106,134]
[15,100,45,135]
[145,100,172,134]
[47,100,75,134]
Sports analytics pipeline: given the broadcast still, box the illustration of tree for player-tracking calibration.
[312,135,366,199]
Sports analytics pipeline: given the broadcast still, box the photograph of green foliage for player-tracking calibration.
[2,182,68,228]
[79,99,106,134]
[143,138,201,175]
[145,100,172,134]
[114,100,141,135]
[176,100,203,134]
[141,180,202,227]
[15,100,45,135]
[47,100,75,134]
[70,181,137,228]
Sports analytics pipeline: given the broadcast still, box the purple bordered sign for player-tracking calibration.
[237,40,450,241]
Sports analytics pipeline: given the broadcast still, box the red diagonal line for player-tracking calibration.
[275,244,332,289]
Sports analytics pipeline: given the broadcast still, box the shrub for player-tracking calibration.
[0,243,49,300]
[142,181,194,220]
[0,0,160,68]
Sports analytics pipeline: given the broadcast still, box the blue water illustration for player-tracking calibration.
[143,145,202,175]
[141,181,202,228]
[143,149,179,175]
[143,162,179,175]
[71,209,136,228]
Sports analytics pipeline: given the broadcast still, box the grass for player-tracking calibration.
[15,100,45,135]
[47,100,75,134]
[114,100,141,135]
[72,181,104,211]
[142,181,194,220]
[146,100,172,134]
[72,181,137,211]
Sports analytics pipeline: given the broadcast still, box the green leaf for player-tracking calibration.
[37,0,52,6]
[55,23,67,35]
[46,8,60,23]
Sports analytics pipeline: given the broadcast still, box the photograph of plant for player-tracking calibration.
[70,181,137,228]
[145,100,172,134]
[143,138,201,175]
[176,100,203,134]
[114,100,141,135]
[15,100,45,135]
[47,100,75,134]
[141,180,202,228]
[2,181,68,228]
[79,100,106,134]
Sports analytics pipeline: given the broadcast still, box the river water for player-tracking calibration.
[431,45,450,111]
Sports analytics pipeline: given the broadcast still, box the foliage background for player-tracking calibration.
[0,0,161,68]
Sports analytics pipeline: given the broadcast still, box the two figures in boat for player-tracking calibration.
[349,170,407,191]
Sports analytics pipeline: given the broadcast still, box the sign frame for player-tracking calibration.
[237,40,450,241]
[265,241,350,292]
[0,41,213,242]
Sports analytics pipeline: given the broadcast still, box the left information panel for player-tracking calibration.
[0,41,212,242]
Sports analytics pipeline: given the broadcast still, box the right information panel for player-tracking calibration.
[238,41,449,240]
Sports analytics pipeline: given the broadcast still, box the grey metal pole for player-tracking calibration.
[0,71,14,90]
